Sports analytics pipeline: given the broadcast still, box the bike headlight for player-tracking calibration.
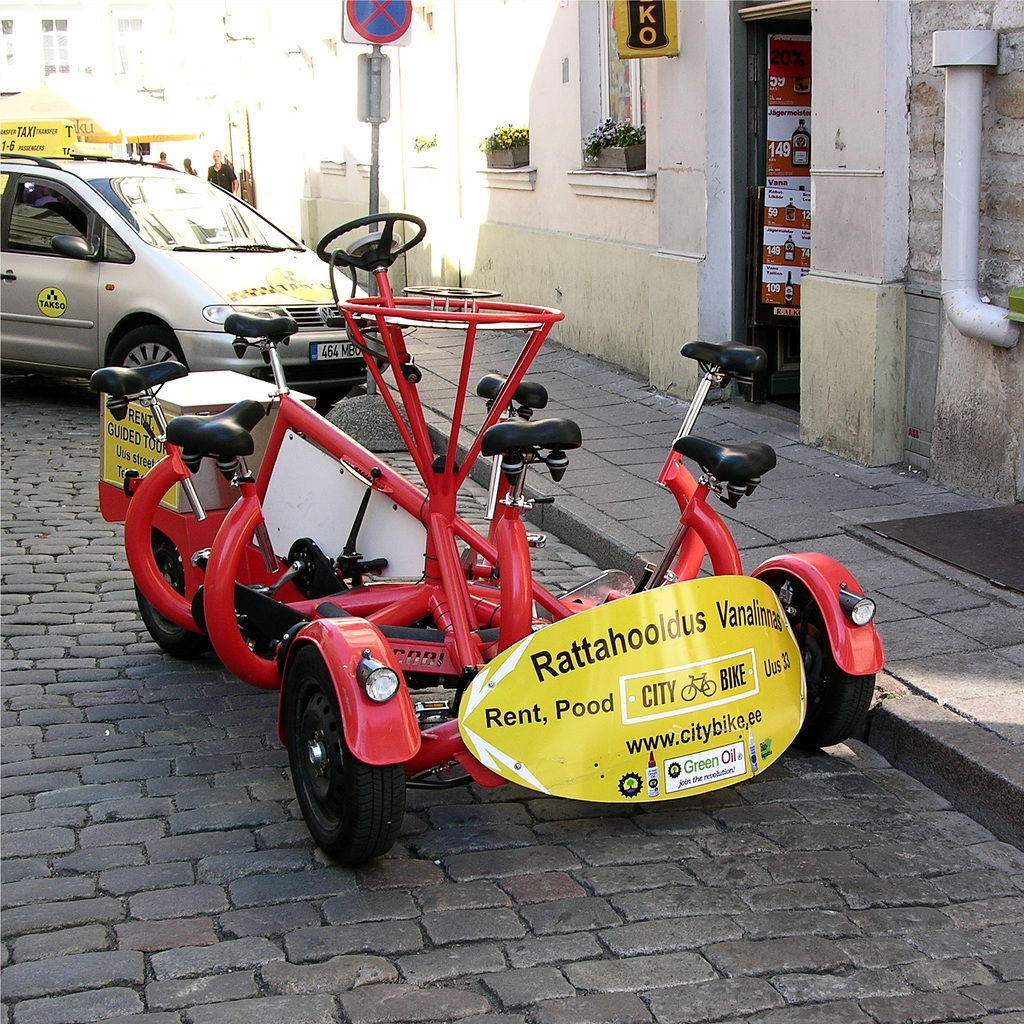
[838,584,875,626]
[356,650,400,702]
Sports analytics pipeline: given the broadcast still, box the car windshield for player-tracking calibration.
[92,175,302,252]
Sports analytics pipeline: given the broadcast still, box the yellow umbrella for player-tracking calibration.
[108,86,199,144]
[0,81,198,145]
[0,83,120,142]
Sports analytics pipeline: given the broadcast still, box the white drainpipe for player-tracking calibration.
[933,29,1020,349]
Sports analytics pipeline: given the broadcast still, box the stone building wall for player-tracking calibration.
[908,1,1024,502]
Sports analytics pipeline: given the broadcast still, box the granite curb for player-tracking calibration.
[870,696,1024,850]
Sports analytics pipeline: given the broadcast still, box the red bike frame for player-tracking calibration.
[104,268,882,780]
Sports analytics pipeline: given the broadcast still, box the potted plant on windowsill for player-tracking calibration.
[584,118,646,170]
[480,125,530,169]
[413,133,438,155]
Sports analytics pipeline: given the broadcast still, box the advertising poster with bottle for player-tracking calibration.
[762,186,810,315]
[761,34,811,318]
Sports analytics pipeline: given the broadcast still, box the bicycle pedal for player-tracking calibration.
[526,533,547,548]
[407,760,473,790]
[414,699,452,725]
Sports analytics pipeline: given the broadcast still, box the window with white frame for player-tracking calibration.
[41,18,69,76]
[601,0,645,126]
[570,2,655,199]
[116,17,143,76]
[3,20,14,67]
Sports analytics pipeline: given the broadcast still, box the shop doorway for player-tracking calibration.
[739,5,811,408]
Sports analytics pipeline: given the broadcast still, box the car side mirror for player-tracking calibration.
[51,234,97,260]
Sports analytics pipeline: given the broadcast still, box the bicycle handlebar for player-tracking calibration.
[316,213,427,272]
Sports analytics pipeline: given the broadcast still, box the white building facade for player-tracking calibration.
[4,1,1022,501]
[302,0,1023,503]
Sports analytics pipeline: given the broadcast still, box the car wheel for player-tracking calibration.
[110,325,186,369]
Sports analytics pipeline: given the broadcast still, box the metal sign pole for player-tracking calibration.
[368,44,382,220]
[365,45,384,396]
[343,1,409,410]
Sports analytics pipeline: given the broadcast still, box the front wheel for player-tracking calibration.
[136,530,210,659]
[790,592,873,749]
[111,324,185,369]
[283,646,406,864]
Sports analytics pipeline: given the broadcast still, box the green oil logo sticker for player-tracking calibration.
[38,287,68,317]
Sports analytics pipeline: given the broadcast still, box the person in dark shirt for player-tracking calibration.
[207,150,238,194]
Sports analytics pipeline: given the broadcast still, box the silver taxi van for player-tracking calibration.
[0,154,363,405]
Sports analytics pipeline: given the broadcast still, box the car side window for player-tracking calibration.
[101,223,134,264]
[7,178,91,252]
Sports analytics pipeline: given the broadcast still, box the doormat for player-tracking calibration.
[867,505,1024,594]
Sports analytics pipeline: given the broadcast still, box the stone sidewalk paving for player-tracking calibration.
[2,374,1024,1024]
[405,328,1024,848]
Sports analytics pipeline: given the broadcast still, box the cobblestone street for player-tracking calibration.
[3,375,1024,1024]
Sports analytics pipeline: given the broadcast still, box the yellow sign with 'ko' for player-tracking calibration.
[615,1,679,59]
[458,576,805,802]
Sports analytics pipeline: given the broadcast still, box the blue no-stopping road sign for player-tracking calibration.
[343,0,413,46]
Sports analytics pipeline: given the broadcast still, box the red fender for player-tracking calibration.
[124,451,200,632]
[203,488,280,690]
[277,617,421,766]
[752,552,885,676]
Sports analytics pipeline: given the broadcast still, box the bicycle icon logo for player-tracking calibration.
[680,671,717,703]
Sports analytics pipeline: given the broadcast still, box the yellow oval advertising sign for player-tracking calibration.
[459,576,805,802]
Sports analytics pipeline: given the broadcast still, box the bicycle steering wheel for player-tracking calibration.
[316,213,427,272]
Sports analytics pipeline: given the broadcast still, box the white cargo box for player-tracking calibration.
[99,371,314,513]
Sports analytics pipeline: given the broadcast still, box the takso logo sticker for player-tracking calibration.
[37,287,67,317]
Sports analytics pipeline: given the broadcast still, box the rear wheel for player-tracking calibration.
[111,325,185,369]
[790,592,874,749]
[283,645,406,864]
[136,530,210,659]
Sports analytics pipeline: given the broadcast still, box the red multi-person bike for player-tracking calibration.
[93,213,883,864]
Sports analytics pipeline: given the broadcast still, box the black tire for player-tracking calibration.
[791,595,874,749]
[111,325,186,369]
[283,645,406,864]
[136,530,211,659]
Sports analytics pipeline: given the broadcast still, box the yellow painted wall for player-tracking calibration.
[800,276,906,466]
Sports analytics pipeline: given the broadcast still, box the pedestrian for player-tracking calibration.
[157,151,173,168]
[183,157,198,176]
[207,149,238,195]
